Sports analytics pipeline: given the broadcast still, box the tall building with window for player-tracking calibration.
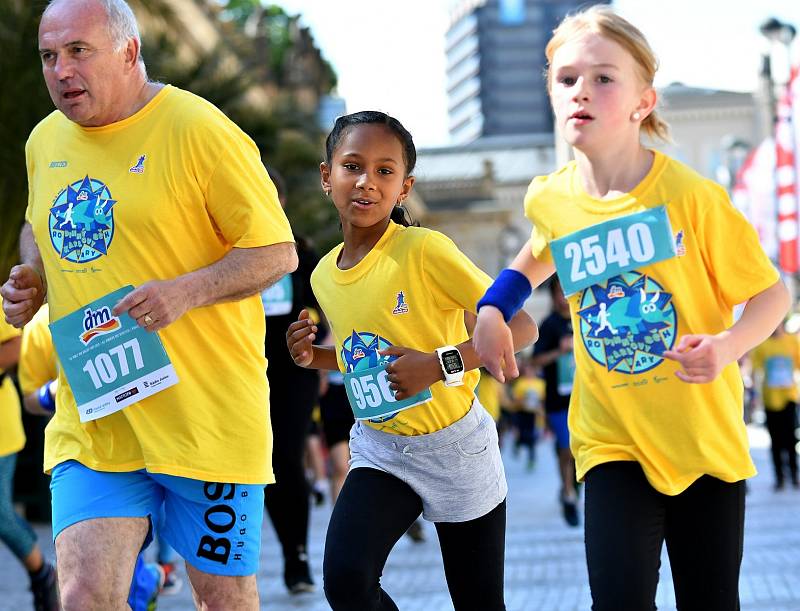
[446,0,608,143]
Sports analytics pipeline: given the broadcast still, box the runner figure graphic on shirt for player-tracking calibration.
[594,302,618,336]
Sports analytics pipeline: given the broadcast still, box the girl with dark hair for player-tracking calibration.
[287,110,537,610]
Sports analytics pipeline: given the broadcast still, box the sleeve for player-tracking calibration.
[18,312,57,395]
[523,176,554,264]
[421,231,492,313]
[695,181,780,307]
[0,309,21,345]
[199,117,294,249]
[794,336,800,370]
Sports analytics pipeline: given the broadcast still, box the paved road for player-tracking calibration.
[2,426,798,610]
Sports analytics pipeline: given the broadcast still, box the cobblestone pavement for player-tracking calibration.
[1,426,798,610]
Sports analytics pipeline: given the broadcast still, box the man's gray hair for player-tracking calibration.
[46,0,144,63]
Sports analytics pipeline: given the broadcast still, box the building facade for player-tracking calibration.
[446,0,609,144]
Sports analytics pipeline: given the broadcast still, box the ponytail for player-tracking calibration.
[390,205,419,227]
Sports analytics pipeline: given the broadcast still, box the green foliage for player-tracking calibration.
[0,0,53,279]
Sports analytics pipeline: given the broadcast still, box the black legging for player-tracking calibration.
[584,461,745,611]
[263,376,317,562]
[323,467,506,611]
[765,402,799,485]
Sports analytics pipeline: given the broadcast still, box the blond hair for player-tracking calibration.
[545,5,670,143]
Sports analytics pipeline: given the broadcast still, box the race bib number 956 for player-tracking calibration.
[344,364,432,421]
[551,206,676,296]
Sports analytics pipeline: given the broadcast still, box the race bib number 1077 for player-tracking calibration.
[50,286,178,422]
[550,206,677,296]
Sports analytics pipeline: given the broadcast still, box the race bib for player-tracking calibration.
[765,356,795,389]
[551,206,676,296]
[261,274,293,316]
[50,286,179,422]
[343,364,432,421]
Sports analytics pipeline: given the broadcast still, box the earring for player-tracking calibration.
[324,188,331,196]
[632,111,641,121]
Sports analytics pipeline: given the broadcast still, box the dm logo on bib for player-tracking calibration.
[341,330,397,422]
[49,176,117,263]
[80,305,121,345]
[577,272,677,374]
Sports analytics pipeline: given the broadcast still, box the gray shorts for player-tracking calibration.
[349,399,508,523]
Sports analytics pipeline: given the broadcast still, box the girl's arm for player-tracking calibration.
[381,307,538,400]
[286,308,340,371]
[473,242,555,382]
[662,279,790,383]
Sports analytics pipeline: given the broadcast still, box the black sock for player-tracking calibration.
[29,561,52,582]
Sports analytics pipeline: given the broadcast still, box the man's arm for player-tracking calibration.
[113,242,298,331]
[1,223,47,328]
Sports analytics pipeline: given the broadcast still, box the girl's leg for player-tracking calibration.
[434,499,506,611]
[584,462,665,611]
[323,468,422,611]
[665,475,745,611]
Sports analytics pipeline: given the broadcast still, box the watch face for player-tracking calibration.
[441,350,464,374]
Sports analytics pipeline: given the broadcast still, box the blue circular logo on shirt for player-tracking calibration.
[577,272,677,375]
[341,330,397,422]
[49,176,117,263]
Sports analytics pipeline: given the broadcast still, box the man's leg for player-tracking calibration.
[185,567,258,611]
[57,517,148,611]
[49,461,162,611]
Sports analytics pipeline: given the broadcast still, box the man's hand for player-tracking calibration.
[287,309,318,367]
[112,279,191,332]
[473,306,519,383]
[662,332,734,384]
[380,346,441,400]
[1,264,46,328]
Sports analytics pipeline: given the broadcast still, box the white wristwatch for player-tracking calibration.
[435,345,465,387]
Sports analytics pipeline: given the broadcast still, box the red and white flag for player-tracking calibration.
[775,64,800,272]
[733,138,778,262]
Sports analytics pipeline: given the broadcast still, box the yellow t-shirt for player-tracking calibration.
[311,222,492,435]
[19,304,57,396]
[750,334,800,411]
[476,370,503,422]
[0,301,25,457]
[25,85,294,483]
[511,377,545,413]
[525,150,780,495]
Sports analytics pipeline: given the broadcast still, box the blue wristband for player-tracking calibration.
[477,269,532,323]
[37,382,56,413]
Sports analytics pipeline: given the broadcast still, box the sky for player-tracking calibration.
[275,0,800,147]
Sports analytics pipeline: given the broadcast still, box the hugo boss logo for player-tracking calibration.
[196,482,249,565]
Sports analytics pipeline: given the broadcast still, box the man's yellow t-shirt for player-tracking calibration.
[19,304,56,397]
[751,333,800,411]
[25,86,294,483]
[312,222,492,436]
[525,151,779,495]
[0,300,25,457]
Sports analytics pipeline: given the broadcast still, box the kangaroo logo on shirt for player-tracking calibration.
[577,272,677,375]
[129,155,146,174]
[392,291,409,315]
[48,176,117,264]
[341,330,398,422]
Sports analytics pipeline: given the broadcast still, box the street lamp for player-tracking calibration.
[759,17,797,133]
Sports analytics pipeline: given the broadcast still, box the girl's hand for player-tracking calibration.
[379,346,442,400]
[286,309,318,367]
[473,306,519,383]
[662,332,734,383]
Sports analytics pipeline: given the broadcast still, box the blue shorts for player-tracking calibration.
[50,460,264,576]
[546,409,570,451]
